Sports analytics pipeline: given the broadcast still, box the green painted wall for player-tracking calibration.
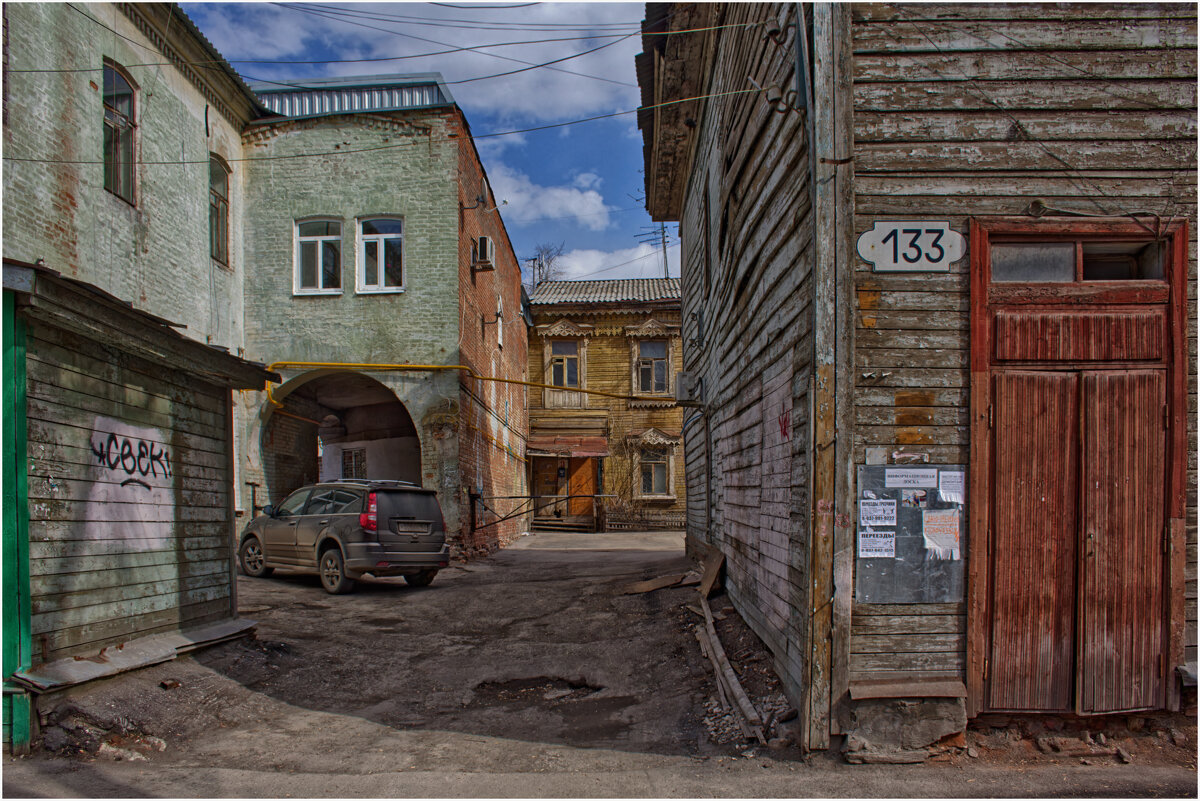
[3,290,32,753]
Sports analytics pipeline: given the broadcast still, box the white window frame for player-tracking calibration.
[356,216,405,294]
[294,218,343,295]
[636,445,676,500]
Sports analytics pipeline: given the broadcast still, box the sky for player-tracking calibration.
[181,0,682,282]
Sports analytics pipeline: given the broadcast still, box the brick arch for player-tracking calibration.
[257,370,423,503]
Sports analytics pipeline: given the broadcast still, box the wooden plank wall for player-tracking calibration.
[526,308,687,521]
[679,2,818,705]
[23,321,234,663]
[849,3,1198,681]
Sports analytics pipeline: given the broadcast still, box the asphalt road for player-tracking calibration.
[4,531,1196,798]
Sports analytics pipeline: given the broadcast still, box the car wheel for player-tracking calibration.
[404,569,438,588]
[239,536,273,578]
[319,547,355,594]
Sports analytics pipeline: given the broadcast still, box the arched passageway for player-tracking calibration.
[260,372,420,502]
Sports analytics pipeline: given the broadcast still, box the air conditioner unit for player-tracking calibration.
[476,235,496,268]
[675,371,704,407]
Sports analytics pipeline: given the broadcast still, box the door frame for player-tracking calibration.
[966,217,1189,717]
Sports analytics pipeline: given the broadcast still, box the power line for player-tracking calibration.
[279,2,642,31]
[2,87,761,167]
[5,31,637,73]
[275,2,633,88]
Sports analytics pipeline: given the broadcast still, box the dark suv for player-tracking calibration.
[238,480,450,594]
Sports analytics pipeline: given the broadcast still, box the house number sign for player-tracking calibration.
[856,221,965,272]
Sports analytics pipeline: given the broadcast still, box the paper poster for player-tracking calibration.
[939,471,965,504]
[922,508,961,560]
[858,529,895,558]
[901,489,928,508]
[859,499,897,528]
[885,467,939,488]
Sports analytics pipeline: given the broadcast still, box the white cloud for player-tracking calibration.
[489,162,612,231]
[572,172,602,190]
[184,2,644,123]
[558,243,680,281]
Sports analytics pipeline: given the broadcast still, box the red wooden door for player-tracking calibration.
[567,458,595,517]
[1079,371,1166,712]
[988,372,1080,711]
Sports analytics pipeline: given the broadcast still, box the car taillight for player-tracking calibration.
[360,491,378,531]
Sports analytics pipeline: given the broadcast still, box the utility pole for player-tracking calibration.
[658,222,669,277]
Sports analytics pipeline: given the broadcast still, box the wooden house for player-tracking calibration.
[526,279,686,531]
[638,2,1196,752]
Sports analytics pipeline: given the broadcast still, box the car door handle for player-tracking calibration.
[318,519,329,525]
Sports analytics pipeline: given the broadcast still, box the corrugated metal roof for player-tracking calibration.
[251,73,453,120]
[529,278,681,305]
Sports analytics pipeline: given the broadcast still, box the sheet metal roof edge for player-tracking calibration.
[528,278,681,305]
[166,4,274,119]
[3,258,279,386]
[248,73,455,121]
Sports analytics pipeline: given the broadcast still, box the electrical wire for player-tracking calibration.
[279,2,641,31]
[3,87,760,167]
[274,2,634,88]
[5,32,638,73]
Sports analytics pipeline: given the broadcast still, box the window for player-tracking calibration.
[990,238,1166,283]
[209,155,230,265]
[103,63,135,202]
[496,295,504,350]
[342,448,366,479]
[307,488,362,515]
[637,340,669,394]
[276,488,310,516]
[550,340,579,388]
[640,447,669,495]
[357,217,404,292]
[295,220,342,294]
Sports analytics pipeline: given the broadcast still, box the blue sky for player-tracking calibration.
[181,1,681,280]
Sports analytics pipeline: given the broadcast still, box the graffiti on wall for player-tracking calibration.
[85,417,176,550]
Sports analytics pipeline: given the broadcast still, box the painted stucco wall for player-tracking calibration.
[1,3,247,353]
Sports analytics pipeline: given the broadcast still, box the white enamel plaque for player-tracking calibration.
[856,221,965,272]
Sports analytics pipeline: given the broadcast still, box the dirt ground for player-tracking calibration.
[4,531,1196,798]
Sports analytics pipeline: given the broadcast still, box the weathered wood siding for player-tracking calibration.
[850,3,1198,679]
[678,2,817,703]
[24,321,234,663]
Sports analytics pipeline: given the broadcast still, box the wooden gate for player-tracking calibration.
[968,219,1188,716]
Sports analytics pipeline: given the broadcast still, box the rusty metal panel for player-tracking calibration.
[988,371,1079,712]
[1079,371,1167,713]
[993,310,1165,362]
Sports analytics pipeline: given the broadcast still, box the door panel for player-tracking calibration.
[988,371,1079,712]
[533,458,565,516]
[1079,371,1167,712]
[567,458,595,517]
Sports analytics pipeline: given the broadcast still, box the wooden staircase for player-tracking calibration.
[531,516,594,533]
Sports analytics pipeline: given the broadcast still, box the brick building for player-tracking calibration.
[237,75,529,555]
[3,3,528,750]
[527,279,685,531]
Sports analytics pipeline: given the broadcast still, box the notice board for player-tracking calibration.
[855,465,966,603]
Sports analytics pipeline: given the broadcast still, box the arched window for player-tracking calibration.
[209,155,230,265]
[103,62,136,202]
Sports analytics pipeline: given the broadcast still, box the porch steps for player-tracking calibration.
[531,517,594,533]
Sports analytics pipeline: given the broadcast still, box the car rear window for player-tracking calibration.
[376,491,444,531]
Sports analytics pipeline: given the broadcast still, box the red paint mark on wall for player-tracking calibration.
[778,403,791,441]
